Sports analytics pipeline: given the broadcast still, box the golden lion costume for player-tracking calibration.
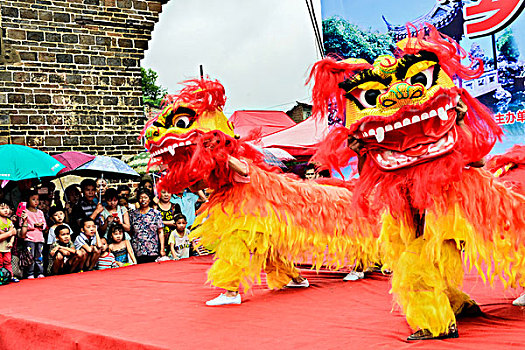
[142,79,379,303]
[309,25,525,339]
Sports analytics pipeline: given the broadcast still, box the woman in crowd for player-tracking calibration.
[128,188,165,264]
[100,188,131,239]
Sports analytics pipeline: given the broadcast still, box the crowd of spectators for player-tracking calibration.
[0,176,208,283]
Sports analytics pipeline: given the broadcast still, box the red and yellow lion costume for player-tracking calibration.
[142,79,378,293]
[310,26,525,339]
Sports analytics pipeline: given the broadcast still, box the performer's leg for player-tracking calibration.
[392,238,458,340]
[264,249,308,289]
[441,240,483,317]
[205,232,260,306]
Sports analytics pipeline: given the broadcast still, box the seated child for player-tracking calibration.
[108,224,136,265]
[74,218,102,271]
[47,225,85,275]
[47,206,73,245]
[169,214,190,260]
[0,200,18,282]
[96,237,119,270]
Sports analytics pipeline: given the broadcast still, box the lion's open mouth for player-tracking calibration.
[354,90,460,171]
[370,128,457,170]
[147,132,198,159]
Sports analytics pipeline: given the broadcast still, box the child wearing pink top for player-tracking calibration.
[20,190,47,278]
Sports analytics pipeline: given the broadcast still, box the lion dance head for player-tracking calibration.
[310,25,502,214]
[142,78,271,194]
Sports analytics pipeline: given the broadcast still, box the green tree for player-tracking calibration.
[496,28,520,61]
[323,16,395,62]
[141,67,168,107]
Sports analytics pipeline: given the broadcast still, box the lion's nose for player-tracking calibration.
[145,126,160,139]
[378,82,424,109]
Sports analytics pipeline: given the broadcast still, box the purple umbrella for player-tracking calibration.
[53,151,95,175]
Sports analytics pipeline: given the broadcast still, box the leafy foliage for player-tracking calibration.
[322,16,395,62]
[496,28,520,61]
[141,67,168,107]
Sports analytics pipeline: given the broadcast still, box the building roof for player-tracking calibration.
[229,110,296,139]
[258,115,329,157]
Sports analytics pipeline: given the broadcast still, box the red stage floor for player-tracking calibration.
[0,255,524,349]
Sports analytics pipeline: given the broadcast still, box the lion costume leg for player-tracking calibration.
[392,238,459,339]
[264,248,301,290]
[206,230,265,293]
[440,242,481,318]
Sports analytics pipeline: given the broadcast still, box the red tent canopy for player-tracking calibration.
[258,116,329,157]
[229,110,296,139]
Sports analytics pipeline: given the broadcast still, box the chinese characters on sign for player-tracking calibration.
[494,110,525,125]
[464,0,525,38]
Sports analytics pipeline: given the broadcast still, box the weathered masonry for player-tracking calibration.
[0,0,168,157]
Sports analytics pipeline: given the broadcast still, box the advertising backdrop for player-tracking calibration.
[320,0,525,153]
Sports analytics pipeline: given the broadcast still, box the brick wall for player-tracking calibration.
[0,0,169,158]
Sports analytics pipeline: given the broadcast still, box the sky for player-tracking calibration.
[142,0,323,116]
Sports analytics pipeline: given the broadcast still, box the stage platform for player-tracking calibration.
[0,255,524,349]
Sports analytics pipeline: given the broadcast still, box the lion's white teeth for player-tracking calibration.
[168,145,175,156]
[438,107,448,121]
[394,122,402,129]
[402,118,411,126]
[411,115,420,123]
[385,124,393,132]
[375,127,385,143]
[421,112,429,120]
[429,110,437,118]
[185,141,192,146]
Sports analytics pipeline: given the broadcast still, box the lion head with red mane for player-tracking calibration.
[142,79,272,194]
[310,25,503,215]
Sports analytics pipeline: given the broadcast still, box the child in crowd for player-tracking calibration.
[47,206,73,245]
[63,184,81,230]
[20,190,47,279]
[158,189,178,257]
[38,195,52,226]
[169,214,190,260]
[108,224,136,265]
[47,225,85,275]
[0,200,18,282]
[96,237,119,270]
[96,178,108,205]
[117,185,132,210]
[100,188,130,239]
[74,218,102,271]
[72,179,104,232]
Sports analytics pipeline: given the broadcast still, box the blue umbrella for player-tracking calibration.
[253,147,286,168]
[75,155,140,179]
[0,144,64,181]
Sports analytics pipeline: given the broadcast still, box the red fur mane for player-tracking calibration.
[156,132,280,195]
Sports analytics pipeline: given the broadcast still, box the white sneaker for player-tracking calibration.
[37,274,45,278]
[512,294,525,306]
[343,271,365,281]
[206,293,241,306]
[286,278,309,288]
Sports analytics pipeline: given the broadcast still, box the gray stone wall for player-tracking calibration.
[0,0,168,157]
